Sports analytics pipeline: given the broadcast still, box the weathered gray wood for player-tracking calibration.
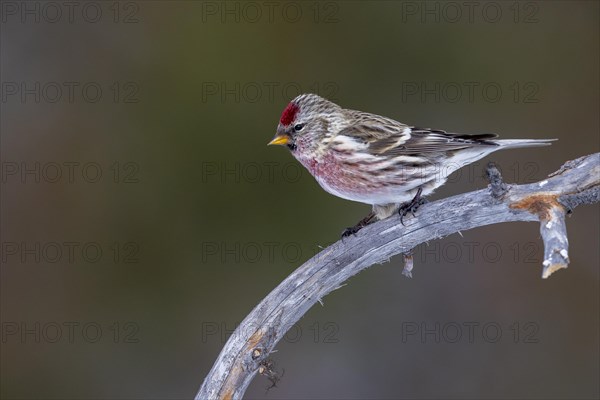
[196,153,600,400]
[539,205,569,278]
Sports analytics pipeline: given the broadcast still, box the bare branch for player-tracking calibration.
[196,153,600,400]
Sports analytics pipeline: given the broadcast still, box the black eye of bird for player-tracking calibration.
[294,123,304,131]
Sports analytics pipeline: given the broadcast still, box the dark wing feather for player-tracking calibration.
[382,128,499,156]
[338,109,498,156]
[337,110,411,154]
[339,110,497,157]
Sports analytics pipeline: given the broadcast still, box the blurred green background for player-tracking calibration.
[1,1,599,399]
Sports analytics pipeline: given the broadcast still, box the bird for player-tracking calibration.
[268,93,554,237]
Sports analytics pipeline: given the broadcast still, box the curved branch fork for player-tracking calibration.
[197,153,599,400]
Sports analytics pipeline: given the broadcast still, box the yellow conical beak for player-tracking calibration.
[267,134,289,146]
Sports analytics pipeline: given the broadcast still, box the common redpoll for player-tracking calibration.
[268,93,554,236]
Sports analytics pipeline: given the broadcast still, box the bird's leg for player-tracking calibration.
[398,187,427,225]
[341,212,376,238]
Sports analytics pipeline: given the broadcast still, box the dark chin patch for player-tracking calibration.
[287,142,297,151]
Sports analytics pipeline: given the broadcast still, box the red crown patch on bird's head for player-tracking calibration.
[280,102,299,126]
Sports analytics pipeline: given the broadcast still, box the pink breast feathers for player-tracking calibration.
[280,102,299,126]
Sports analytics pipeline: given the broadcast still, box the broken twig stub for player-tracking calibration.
[510,194,570,278]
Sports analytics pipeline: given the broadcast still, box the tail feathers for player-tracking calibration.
[491,139,557,149]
